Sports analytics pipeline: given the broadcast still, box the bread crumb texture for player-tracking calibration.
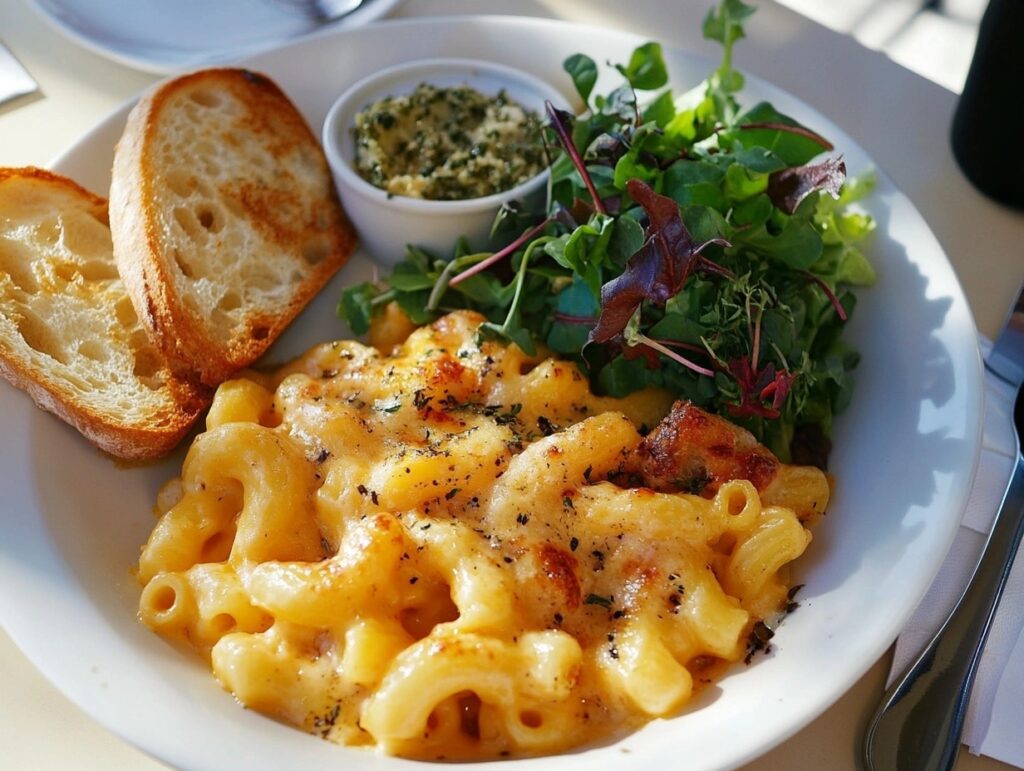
[0,168,207,458]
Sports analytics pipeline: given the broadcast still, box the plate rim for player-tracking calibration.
[2,12,986,771]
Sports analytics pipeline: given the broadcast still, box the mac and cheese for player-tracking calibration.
[138,310,827,759]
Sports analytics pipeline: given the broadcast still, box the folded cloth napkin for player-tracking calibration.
[889,336,1021,766]
[0,41,37,108]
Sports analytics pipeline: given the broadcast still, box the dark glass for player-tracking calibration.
[950,0,1024,210]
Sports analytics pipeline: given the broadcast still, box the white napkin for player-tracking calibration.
[0,41,37,108]
[888,337,1021,766]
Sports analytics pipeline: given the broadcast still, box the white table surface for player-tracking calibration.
[1,0,1022,769]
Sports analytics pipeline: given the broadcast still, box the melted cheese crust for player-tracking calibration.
[137,310,819,759]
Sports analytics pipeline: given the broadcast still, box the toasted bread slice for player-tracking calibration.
[0,168,210,459]
[109,67,356,387]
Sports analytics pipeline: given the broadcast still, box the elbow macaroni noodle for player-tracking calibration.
[138,310,825,759]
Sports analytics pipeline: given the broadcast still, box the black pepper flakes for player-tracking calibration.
[413,389,431,410]
[744,621,776,664]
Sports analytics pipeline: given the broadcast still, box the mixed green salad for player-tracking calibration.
[339,0,876,467]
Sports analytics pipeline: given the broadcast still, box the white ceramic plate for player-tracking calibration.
[0,15,983,771]
[28,0,401,73]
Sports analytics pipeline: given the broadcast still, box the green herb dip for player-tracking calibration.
[353,83,545,201]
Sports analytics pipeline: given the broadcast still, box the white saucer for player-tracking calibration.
[29,0,401,73]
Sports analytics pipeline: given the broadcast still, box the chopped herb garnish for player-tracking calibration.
[373,397,402,413]
[413,389,431,410]
[744,620,776,663]
[495,403,523,426]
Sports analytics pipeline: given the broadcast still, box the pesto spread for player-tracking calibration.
[353,83,545,201]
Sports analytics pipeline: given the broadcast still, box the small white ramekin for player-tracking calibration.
[322,58,569,266]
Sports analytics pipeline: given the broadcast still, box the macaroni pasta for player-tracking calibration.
[137,310,827,759]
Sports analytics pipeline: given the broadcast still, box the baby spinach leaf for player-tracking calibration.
[726,102,833,166]
[642,89,677,126]
[564,53,599,105]
[607,215,646,267]
[619,42,669,91]
[387,262,440,292]
[703,0,756,47]
[734,214,823,269]
[338,281,380,336]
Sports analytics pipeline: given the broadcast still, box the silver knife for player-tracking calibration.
[863,280,1024,770]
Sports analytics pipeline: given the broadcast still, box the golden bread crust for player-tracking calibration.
[0,167,210,460]
[110,68,357,387]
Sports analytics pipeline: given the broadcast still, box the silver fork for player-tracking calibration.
[863,282,1024,770]
[269,0,371,23]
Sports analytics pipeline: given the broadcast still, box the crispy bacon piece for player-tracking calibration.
[637,401,778,492]
[635,401,830,525]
